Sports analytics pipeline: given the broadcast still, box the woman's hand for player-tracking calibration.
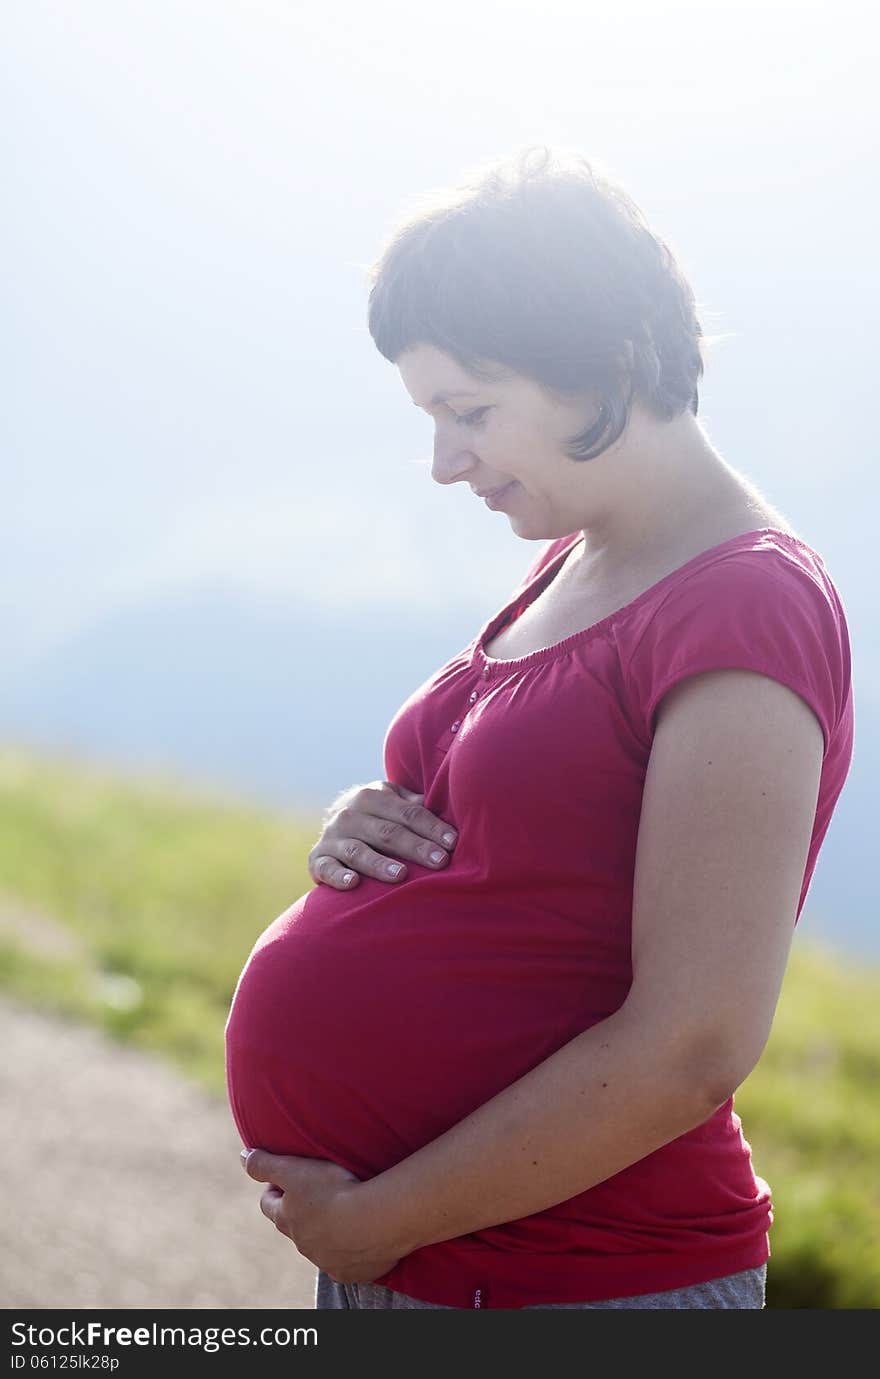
[307,780,458,890]
[241,1149,404,1284]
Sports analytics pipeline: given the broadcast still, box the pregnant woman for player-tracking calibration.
[225,145,854,1309]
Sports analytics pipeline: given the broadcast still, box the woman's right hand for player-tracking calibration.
[307,780,458,890]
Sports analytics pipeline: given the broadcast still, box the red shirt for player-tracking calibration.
[225,527,854,1308]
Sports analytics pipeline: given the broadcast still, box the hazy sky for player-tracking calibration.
[4,0,877,694]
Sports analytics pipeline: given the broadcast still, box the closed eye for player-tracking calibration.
[454,407,491,429]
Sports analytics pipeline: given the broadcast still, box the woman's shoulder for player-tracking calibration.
[696,491,805,548]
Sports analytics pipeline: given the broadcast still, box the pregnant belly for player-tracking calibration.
[225,875,622,1179]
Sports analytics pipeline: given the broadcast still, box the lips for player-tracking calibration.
[476,483,512,499]
[482,482,518,510]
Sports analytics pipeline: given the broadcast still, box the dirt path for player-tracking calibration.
[1,996,318,1310]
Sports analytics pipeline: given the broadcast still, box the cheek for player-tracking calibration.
[490,419,528,457]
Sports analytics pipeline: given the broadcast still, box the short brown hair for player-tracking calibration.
[366,144,722,461]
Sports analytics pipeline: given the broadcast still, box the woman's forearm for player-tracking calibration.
[345,1005,726,1258]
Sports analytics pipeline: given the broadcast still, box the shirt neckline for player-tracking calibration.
[473,527,821,676]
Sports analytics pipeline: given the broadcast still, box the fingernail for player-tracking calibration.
[240,1148,251,1166]
[442,832,457,847]
[430,849,445,864]
[387,863,403,877]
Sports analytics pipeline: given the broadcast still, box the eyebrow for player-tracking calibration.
[412,389,480,408]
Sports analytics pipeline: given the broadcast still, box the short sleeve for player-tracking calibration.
[623,545,851,758]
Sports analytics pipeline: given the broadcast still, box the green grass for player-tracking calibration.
[1,741,877,1308]
[733,943,880,1307]
[0,742,316,1091]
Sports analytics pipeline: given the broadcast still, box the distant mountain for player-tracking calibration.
[0,582,874,959]
[0,584,481,810]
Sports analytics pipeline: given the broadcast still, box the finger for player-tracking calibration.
[341,793,459,869]
[242,1147,290,1183]
[335,836,414,883]
[383,785,457,851]
[322,831,441,883]
[309,829,411,886]
[309,853,361,890]
[310,794,458,886]
[367,802,459,870]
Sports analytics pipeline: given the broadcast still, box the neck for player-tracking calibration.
[568,414,752,584]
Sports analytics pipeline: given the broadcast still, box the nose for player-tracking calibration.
[431,425,476,486]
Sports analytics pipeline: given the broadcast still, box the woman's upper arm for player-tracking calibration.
[623,666,825,1102]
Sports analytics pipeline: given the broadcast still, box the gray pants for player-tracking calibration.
[315,1262,767,1309]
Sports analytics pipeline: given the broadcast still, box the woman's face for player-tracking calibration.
[396,343,605,540]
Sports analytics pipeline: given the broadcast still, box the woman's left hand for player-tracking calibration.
[241,1149,403,1284]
